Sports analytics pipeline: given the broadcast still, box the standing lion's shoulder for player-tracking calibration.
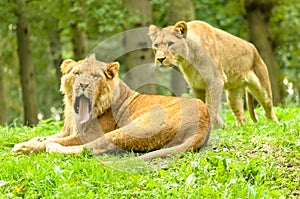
[186,20,215,36]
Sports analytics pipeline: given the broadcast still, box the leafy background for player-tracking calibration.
[0,0,299,124]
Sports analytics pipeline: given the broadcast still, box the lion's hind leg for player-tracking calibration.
[137,143,191,160]
[138,125,211,161]
[137,134,209,161]
[246,71,278,123]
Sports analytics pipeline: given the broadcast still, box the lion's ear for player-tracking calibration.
[174,21,188,38]
[60,59,76,74]
[105,62,120,79]
[86,53,96,60]
[149,25,160,41]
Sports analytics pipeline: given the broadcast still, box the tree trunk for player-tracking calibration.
[0,62,7,126]
[49,19,63,84]
[70,1,88,60]
[123,0,156,94]
[245,0,281,105]
[15,0,39,125]
[168,0,195,23]
[167,0,195,96]
[71,24,88,60]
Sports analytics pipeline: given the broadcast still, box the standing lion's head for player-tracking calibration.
[60,54,120,124]
[149,21,189,70]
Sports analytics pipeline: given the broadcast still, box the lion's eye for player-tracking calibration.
[153,43,158,48]
[75,72,80,76]
[168,42,174,47]
[93,74,100,79]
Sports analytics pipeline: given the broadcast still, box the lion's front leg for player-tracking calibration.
[29,132,65,142]
[12,134,82,154]
[193,85,224,128]
[46,143,84,154]
[46,134,118,155]
[29,126,72,142]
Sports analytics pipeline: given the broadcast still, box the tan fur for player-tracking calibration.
[12,55,211,160]
[149,20,278,126]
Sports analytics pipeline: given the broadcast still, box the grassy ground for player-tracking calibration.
[0,107,299,198]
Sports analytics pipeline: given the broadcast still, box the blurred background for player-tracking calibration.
[0,0,299,125]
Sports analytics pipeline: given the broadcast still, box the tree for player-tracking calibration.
[244,0,281,104]
[70,1,88,60]
[167,0,195,96]
[168,0,195,22]
[71,24,88,60]
[14,0,39,125]
[0,61,7,125]
[123,0,156,94]
[48,18,63,82]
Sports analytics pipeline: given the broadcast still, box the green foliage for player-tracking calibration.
[193,0,300,105]
[0,107,299,198]
[152,0,169,26]
[0,0,127,124]
[194,0,248,39]
[85,0,125,36]
[0,0,299,124]
[271,1,300,104]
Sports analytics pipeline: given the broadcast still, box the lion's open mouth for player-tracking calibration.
[74,95,92,124]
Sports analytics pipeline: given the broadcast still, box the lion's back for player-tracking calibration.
[186,20,257,84]
[186,20,250,46]
[128,94,210,129]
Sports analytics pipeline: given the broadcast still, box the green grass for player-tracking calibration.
[0,107,299,198]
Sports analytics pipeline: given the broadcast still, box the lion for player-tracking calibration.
[149,20,278,127]
[12,55,211,160]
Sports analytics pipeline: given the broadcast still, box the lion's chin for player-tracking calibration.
[156,64,172,72]
[74,95,92,124]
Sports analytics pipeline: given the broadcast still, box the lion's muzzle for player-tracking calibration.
[74,95,92,124]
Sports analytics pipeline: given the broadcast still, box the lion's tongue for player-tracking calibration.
[78,97,90,124]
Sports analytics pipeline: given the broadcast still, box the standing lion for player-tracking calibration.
[149,20,278,127]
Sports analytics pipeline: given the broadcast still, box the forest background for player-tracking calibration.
[0,0,299,126]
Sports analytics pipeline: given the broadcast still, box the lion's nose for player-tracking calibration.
[157,57,166,63]
[80,82,89,90]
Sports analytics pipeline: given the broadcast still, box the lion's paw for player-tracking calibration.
[30,136,48,142]
[12,141,46,154]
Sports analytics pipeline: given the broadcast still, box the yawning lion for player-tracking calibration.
[12,55,211,160]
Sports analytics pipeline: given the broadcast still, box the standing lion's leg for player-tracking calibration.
[226,87,247,126]
[195,86,224,128]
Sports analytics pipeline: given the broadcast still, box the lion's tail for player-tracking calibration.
[246,91,258,122]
